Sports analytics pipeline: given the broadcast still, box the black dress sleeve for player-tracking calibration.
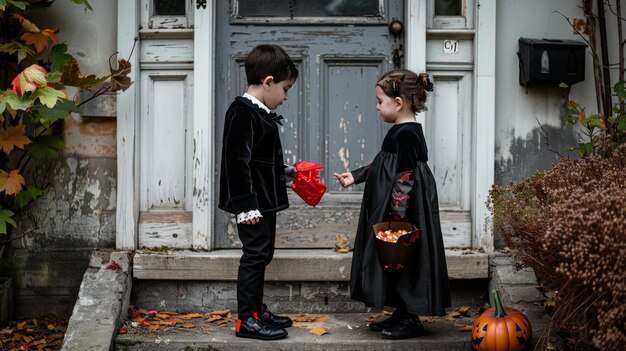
[223,107,259,213]
[389,126,420,219]
[351,163,372,185]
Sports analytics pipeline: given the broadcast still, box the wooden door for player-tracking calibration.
[137,0,196,249]
[423,0,475,247]
[215,0,404,249]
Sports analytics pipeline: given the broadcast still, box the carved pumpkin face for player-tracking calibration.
[471,297,532,351]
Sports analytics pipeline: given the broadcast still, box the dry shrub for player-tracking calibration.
[487,174,557,280]
[488,144,626,350]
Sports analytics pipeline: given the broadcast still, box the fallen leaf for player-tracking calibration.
[208,310,230,317]
[445,311,462,320]
[46,333,64,341]
[119,328,127,334]
[309,327,328,336]
[453,306,470,316]
[206,316,222,323]
[154,314,170,319]
[291,314,320,323]
[181,323,195,329]
[105,262,122,271]
[147,325,162,332]
[158,320,177,326]
[421,316,435,323]
[335,248,349,253]
[179,313,203,320]
[215,319,230,326]
[457,324,474,331]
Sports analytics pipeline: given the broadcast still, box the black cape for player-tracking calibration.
[349,122,451,316]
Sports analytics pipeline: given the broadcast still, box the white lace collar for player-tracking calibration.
[242,93,270,114]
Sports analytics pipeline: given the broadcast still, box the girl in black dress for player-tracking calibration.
[333,69,450,339]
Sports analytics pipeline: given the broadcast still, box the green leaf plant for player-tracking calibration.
[0,0,133,259]
[562,81,626,157]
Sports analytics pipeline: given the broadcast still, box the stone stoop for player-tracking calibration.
[61,249,133,351]
[129,248,489,314]
[488,252,551,347]
[115,313,474,351]
[133,248,489,281]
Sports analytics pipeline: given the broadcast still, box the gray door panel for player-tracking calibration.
[215,0,403,248]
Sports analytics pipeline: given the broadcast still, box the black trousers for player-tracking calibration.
[236,212,276,319]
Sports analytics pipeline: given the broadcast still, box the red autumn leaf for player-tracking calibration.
[105,261,122,271]
[13,14,40,33]
[0,170,26,195]
[11,64,48,97]
[0,125,32,154]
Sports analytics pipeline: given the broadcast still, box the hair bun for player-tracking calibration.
[418,73,433,92]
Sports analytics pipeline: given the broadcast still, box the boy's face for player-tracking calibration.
[261,77,295,110]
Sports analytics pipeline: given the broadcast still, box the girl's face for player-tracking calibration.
[262,77,295,110]
[375,85,400,123]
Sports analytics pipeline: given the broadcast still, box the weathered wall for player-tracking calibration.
[9,1,118,317]
[494,0,623,185]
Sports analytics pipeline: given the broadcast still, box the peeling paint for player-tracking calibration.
[495,125,577,185]
[17,155,116,249]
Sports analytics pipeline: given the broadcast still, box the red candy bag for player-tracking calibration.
[292,161,326,206]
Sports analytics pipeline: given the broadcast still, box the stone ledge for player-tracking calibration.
[61,250,133,351]
[133,248,488,281]
[488,252,551,337]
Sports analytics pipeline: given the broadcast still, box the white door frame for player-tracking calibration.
[116,0,495,251]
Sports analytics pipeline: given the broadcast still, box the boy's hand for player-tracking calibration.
[237,210,263,225]
[333,172,354,188]
[284,164,297,187]
[242,217,260,225]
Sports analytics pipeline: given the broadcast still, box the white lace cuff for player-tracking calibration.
[237,210,263,224]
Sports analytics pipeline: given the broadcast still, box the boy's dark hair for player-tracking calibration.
[245,44,298,85]
[377,69,433,113]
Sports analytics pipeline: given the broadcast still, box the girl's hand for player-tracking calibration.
[333,172,354,188]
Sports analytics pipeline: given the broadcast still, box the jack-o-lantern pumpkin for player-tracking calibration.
[471,290,532,351]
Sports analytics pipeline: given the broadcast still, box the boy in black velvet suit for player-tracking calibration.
[218,44,298,341]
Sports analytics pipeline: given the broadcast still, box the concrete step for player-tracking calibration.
[114,313,475,351]
[133,248,489,281]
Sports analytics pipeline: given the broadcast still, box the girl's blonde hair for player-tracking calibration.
[376,69,433,113]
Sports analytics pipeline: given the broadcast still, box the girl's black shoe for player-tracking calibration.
[368,309,405,332]
[260,304,293,328]
[380,318,425,339]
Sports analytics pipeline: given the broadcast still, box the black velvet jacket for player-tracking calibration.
[218,96,289,214]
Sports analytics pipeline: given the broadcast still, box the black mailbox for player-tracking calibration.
[518,38,587,86]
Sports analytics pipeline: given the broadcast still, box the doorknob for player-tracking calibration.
[389,19,404,38]
[389,19,404,69]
